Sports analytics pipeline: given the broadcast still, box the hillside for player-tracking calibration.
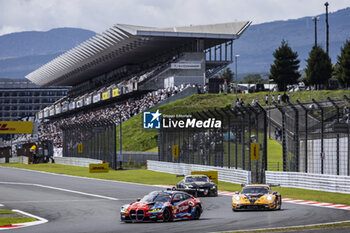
[233,7,350,75]
[119,90,350,152]
[0,28,95,79]
[0,8,349,79]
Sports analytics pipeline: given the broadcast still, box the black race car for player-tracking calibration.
[176,175,218,197]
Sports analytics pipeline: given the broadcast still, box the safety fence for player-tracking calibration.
[158,104,267,183]
[266,171,350,194]
[147,160,251,184]
[61,120,119,169]
[270,96,350,176]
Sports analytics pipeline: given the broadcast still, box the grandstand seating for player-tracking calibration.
[38,84,196,154]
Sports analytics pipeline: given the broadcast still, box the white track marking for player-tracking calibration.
[1,166,160,187]
[0,209,48,231]
[0,181,119,201]
[2,167,350,211]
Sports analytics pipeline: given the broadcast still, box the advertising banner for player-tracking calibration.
[89,163,109,173]
[112,88,119,97]
[102,91,110,100]
[0,121,34,134]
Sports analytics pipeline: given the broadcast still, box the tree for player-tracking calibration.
[335,40,350,87]
[269,40,300,91]
[241,74,264,84]
[305,46,332,89]
[219,68,234,83]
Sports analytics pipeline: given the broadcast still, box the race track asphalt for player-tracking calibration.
[1,166,350,233]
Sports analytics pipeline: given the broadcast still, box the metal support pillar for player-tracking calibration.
[344,95,350,176]
[119,117,123,169]
[275,104,287,171]
[297,100,308,173]
[328,97,340,175]
[288,102,299,172]
[228,117,231,168]
[312,99,324,174]
[230,40,233,61]
[256,103,267,182]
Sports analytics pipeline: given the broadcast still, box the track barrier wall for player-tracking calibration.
[266,171,350,194]
[54,157,103,167]
[147,160,251,184]
[0,156,29,164]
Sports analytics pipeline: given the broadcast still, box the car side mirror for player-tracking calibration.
[235,191,239,195]
[172,198,181,204]
[272,191,277,195]
[136,198,141,201]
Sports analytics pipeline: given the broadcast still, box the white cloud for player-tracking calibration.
[0,0,348,35]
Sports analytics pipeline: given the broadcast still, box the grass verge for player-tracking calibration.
[0,218,36,227]
[0,210,36,227]
[1,163,350,205]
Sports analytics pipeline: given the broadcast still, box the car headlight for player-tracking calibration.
[184,184,193,189]
[235,195,240,201]
[121,208,129,213]
[210,185,217,189]
[266,195,273,201]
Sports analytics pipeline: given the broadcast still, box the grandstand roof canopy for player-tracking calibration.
[26,21,251,87]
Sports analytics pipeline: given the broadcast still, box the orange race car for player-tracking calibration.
[232,184,282,211]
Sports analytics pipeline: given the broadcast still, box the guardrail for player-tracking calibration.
[147,160,251,184]
[266,171,350,194]
[54,157,103,167]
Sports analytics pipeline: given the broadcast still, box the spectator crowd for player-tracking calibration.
[38,84,195,152]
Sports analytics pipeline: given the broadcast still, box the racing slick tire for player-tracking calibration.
[162,208,172,222]
[277,198,282,210]
[210,190,218,197]
[274,198,282,210]
[194,205,201,220]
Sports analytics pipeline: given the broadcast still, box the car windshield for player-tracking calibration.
[140,191,171,203]
[241,187,269,194]
[185,176,209,182]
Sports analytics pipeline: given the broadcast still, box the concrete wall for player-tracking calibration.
[147,160,251,184]
[1,156,29,164]
[141,52,206,90]
[266,171,350,194]
[120,151,158,166]
[54,157,103,167]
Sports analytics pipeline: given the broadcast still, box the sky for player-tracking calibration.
[0,0,349,36]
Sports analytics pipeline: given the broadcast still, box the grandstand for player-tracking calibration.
[26,22,251,120]
[22,21,251,157]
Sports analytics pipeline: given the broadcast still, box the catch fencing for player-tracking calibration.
[61,120,119,169]
[270,96,350,176]
[158,104,267,183]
